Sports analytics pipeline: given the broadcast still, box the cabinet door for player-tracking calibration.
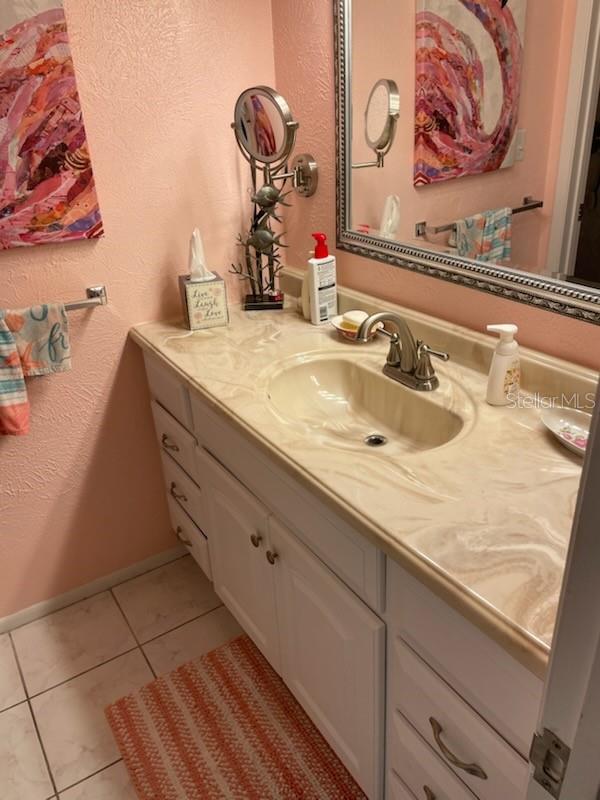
[270,517,385,800]
[387,771,418,800]
[203,452,280,672]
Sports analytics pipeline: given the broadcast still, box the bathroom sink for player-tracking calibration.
[266,356,464,453]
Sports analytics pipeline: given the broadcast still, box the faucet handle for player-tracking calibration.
[417,341,449,362]
[415,341,449,382]
[386,332,402,367]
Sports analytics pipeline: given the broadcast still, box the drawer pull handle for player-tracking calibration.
[250,534,263,548]
[266,550,279,565]
[170,482,188,502]
[429,717,488,780]
[161,434,180,452]
[175,526,192,547]
[423,788,436,800]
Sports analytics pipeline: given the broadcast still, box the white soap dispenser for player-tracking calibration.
[486,324,521,406]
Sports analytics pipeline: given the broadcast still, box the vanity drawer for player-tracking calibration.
[151,400,197,477]
[144,352,193,431]
[166,497,212,581]
[390,637,528,800]
[160,452,208,533]
[387,771,417,800]
[389,712,477,800]
[388,561,542,757]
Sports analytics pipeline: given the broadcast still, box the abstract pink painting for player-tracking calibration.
[414,0,526,186]
[0,1,103,249]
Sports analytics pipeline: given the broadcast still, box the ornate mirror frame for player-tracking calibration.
[334,0,600,324]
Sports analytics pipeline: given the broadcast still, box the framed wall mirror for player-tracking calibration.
[335,0,600,323]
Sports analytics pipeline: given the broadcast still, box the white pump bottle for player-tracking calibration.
[486,324,521,406]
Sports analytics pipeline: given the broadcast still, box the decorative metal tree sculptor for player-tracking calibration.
[230,175,291,310]
[231,87,318,310]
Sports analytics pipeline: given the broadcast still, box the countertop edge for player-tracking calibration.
[131,326,549,680]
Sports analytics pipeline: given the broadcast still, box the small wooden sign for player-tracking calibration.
[179,274,229,331]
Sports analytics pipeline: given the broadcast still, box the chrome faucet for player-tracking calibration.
[356,311,449,391]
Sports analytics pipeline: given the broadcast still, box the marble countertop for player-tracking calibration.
[132,297,595,676]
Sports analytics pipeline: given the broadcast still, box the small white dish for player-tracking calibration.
[541,407,591,456]
[330,314,382,342]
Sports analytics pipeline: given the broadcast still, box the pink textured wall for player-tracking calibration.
[351,0,575,272]
[272,0,600,371]
[0,0,275,618]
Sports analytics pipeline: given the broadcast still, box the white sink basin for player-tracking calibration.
[266,355,465,453]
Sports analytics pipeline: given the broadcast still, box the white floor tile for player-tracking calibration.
[31,650,152,792]
[112,555,221,642]
[0,633,25,711]
[12,593,137,696]
[59,762,136,799]
[143,606,243,675]
[0,702,54,800]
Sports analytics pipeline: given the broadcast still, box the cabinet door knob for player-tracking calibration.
[266,550,279,565]
[161,434,180,452]
[250,534,263,548]
[424,787,436,800]
[170,482,188,502]
[175,526,192,547]
[429,717,487,780]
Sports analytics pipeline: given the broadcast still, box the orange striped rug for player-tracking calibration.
[106,634,367,799]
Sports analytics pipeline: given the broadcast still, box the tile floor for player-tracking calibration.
[0,554,242,799]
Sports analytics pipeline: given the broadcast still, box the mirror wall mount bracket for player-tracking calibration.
[334,0,600,324]
[265,154,319,198]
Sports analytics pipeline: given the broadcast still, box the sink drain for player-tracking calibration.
[364,433,388,447]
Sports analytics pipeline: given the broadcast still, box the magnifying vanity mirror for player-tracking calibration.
[234,87,296,166]
[232,86,318,196]
[336,0,600,323]
[353,79,400,169]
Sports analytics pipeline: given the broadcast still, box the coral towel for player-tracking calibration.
[0,304,70,436]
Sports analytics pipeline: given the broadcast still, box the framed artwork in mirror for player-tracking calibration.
[0,0,103,250]
[415,0,527,185]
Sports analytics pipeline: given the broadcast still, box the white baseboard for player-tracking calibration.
[0,545,186,634]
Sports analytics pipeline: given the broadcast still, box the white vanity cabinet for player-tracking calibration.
[140,349,544,800]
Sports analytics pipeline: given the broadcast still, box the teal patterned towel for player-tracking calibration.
[456,207,512,263]
[4,304,71,376]
[0,304,70,436]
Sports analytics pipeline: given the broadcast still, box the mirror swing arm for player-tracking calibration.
[264,154,319,199]
[333,0,600,324]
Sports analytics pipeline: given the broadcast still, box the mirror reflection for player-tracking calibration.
[349,0,599,288]
[366,82,392,149]
[353,79,400,170]
[234,87,292,164]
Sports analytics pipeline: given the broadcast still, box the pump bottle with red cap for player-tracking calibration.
[306,232,338,325]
